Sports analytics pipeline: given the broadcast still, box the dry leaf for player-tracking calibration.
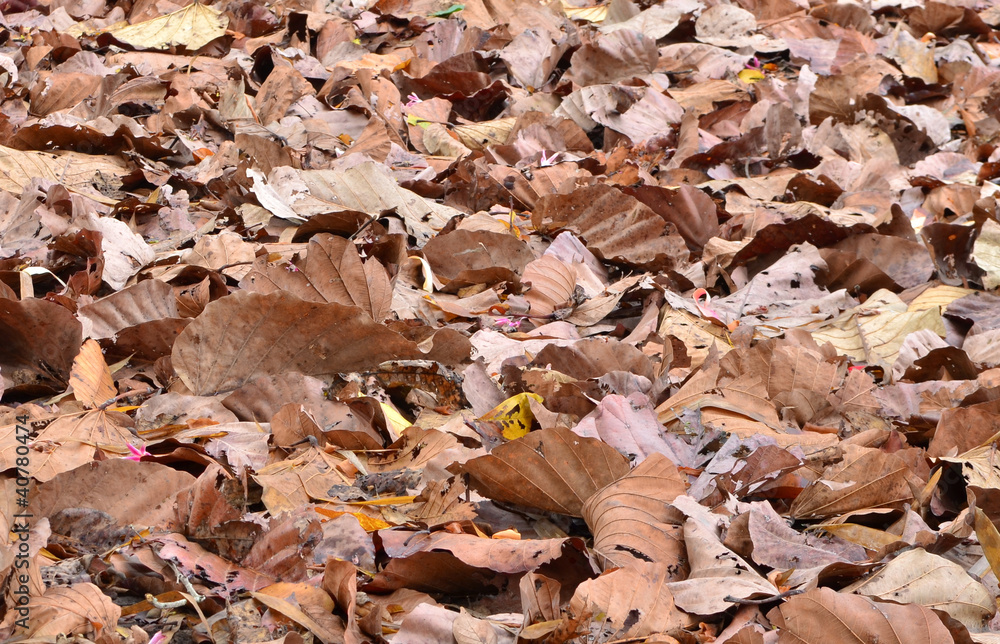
[108,2,229,50]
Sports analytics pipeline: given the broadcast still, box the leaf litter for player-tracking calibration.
[2,0,1000,642]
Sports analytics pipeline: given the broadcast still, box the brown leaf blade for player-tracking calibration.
[453,426,630,516]
[69,339,116,408]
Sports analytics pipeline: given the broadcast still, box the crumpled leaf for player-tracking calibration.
[666,518,776,615]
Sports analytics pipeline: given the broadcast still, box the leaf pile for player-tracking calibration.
[2,0,1000,642]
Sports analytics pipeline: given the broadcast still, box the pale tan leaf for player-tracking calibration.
[811,289,945,365]
[108,2,229,50]
[452,118,516,151]
[974,218,1000,290]
[523,255,577,317]
[569,562,692,638]
[844,548,994,631]
[69,339,116,408]
[0,144,127,203]
[453,611,499,644]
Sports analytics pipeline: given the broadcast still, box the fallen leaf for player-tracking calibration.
[452,426,630,516]
[108,2,229,50]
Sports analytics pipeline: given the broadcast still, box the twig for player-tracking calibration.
[169,562,205,604]
[724,589,804,605]
[98,387,154,411]
[349,214,380,240]
[146,593,186,610]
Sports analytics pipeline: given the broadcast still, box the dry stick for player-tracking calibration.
[724,588,804,605]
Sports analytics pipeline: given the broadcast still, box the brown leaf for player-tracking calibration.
[0,298,82,391]
[746,501,867,571]
[789,445,915,520]
[568,562,692,638]
[78,279,178,339]
[452,426,630,516]
[533,184,689,271]
[242,234,393,321]
[583,453,687,570]
[523,255,577,317]
[22,583,121,642]
[768,587,956,643]
[68,339,116,408]
[366,530,590,594]
[29,458,195,533]
[172,291,468,395]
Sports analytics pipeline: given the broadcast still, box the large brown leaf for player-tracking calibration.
[78,278,178,339]
[365,530,592,595]
[583,453,687,570]
[241,234,392,322]
[789,445,915,520]
[768,587,956,643]
[0,298,82,391]
[533,184,689,271]
[172,291,469,395]
[451,426,630,516]
[567,562,692,639]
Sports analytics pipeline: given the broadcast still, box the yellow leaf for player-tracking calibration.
[738,68,765,84]
[108,2,228,50]
[811,523,899,550]
[974,508,1000,583]
[315,507,393,532]
[380,402,411,440]
[343,495,417,506]
[479,393,543,440]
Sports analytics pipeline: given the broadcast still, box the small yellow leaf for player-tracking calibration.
[738,68,765,84]
[380,402,411,440]
[480,393,543,440]
[315,507,393,532]
[974,508,1000,583]
[343,495,417,506]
